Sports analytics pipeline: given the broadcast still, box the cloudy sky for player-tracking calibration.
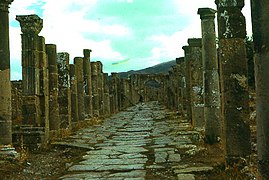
[9,0,252,80]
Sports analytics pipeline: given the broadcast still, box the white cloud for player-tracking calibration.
[8,0,253,80]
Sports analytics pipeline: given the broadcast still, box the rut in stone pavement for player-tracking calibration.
[58,102,211,180]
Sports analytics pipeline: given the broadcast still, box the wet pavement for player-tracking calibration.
[58,102,213,180]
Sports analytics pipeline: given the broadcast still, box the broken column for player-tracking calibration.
[57,53,72,127]
[182,46,192,121]
[46,44,60,130]
[188,38,204,128]
[198,8,221,143]
[69,64,79,122]
[215,0,251,161]
[74,57,85,120]
[83,49,93,118]
[251,0,269,177]
[91,62,100,117]
[0,0,13,144]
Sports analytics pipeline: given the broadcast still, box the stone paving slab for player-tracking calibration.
[59,102,212,180]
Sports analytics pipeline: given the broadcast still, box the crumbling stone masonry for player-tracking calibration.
[69,64,79,122]
[74,57,85,121]
[83,49,93,118]
[215,0,251,161]
[251,0,269,177]
[57,53,72,127]
[0,0,13,145]
[46,44,60,131]
[16,15,49,129]
[188,38,204,129]
[198,8,222,144]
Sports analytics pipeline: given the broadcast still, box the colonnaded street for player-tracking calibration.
[57,102,213,180]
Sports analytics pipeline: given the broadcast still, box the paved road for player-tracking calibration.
[59,102,212,180]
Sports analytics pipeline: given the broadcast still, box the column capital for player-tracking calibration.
[215,0,244,9]
[188,38,202,47]
[83,49,92,58]
[0,0,13,11]
[16,14,43,35]
[198,8,216,20]
[176,57,184,64]
[182,45,190,53]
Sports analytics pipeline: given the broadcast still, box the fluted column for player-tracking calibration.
[198,8,222,144]
[215,0,251,162]
[251,0,269,178]
[0,0,13,144]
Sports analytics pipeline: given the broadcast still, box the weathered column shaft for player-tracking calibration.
[57,53,72,127]
[103,73,111,116]
[74,57,85,121]
[83,49,93,118]
[251,0,269,177]
[188,38,204,128]
[46,44,60,130]
[16,15,44,126]
[0,0,13,144]
[97,62,105,116]
[216,0,251,159]
[111,73,119,113]
[91,62,100,117]
[198,8,222,143]
[176,57,185,116]
[182,46,192,121]
[69,64,79,122]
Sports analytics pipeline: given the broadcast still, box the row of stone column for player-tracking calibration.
[164,2,251,168]
[11,14,137,142]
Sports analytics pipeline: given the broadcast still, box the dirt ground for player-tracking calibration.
[0,145,87,179]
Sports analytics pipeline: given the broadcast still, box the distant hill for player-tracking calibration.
[116,60,176,78]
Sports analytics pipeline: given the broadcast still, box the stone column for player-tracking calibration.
[16,15,43,126]
[69,64,79,122]
[111,73,119,113]
[74,57,85,120]
[251,0,269,177]
[46,44,60,130]
[91,62,99,117]
[198,8,222,144]
[0,0,13,145]
[188,38,204,129]
[182,46,192,121]
[57,53,72,127]
[96,61,105,116]
[83,49,93,118]
[176,57,185,116]
[103,73,111,116]
[215,0,251,162]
